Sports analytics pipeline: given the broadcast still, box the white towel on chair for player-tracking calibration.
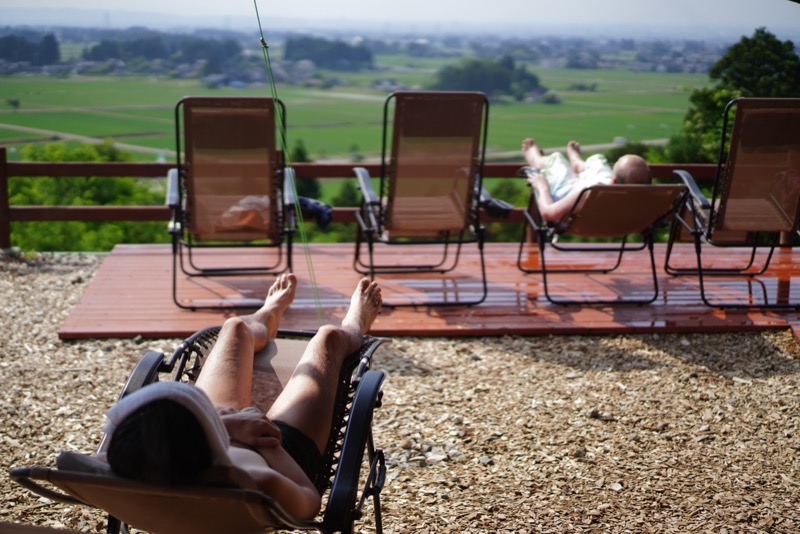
[104,382,233,466]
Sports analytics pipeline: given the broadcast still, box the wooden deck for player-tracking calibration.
[58,242,800,340]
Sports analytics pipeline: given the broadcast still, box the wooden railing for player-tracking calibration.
[0,146,718,249]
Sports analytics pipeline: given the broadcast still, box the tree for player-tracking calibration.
[331,180,360,208]
[483,178,528,242]
[0,33,60,65]
[709,28,800,98]
[36,34,60,65]
[662,87,738,164]
[604,142,651,163]
[666,28,800,163]
[127,37,168,60]
[289,140,321,198]
[81,35,243,75]
[0,35,26,62]
[83,40,121,61]
[430,56,543,100]
[284,36,373,71]
[10,141,168,252]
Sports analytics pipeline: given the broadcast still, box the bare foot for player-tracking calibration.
[521,138,547,168]
[248,272,297,342]
[342,278,382,337]
[567,140,586,173]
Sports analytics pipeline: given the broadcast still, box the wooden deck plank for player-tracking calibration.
[58,243,800,340]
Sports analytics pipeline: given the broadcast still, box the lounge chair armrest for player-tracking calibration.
[283,167,298,208]
[324,370,386,531]
[353,167,379,206]
[166,169,183,236]
[166,168,180,208]
[479,186,514,218]
[353,167,381,232]
[9,467,85,505]
[673,170,710,209]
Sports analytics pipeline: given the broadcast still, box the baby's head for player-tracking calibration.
[612,155,652,185]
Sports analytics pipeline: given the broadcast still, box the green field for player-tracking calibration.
[0,67,709,163]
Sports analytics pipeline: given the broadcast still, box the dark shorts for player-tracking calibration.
[273,419,323,482]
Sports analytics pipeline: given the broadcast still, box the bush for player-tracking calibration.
[10,141,168,252]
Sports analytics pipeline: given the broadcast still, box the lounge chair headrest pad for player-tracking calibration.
[105,382,233,466]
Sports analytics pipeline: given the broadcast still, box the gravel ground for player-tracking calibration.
[2,252,800,533]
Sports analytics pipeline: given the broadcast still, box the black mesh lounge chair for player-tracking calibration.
[353,91,510,307]
[518,177,686,305]
[168,96,298,310]
[665,97,800,309]
[11,327,389,534]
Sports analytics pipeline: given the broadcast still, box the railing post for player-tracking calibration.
[0,147,10,249]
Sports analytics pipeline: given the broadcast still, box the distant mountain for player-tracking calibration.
[2,7,259,32]
[0,7,451,35]
[2,6,798,42]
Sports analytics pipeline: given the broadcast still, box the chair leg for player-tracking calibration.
[366,234,377,282]
[323,370,386,533]
[537,231,556,305]
[694,232,716,308]
[353,227,369,274]
[286,231,293,272]
[541,234,661,305]
[476,232,488,306]
[373,491,383,534]
[694,240,793,309]
[644,237,660,305]
[520,232,631,275]
[362,234,484,307]
[665,218,773,278]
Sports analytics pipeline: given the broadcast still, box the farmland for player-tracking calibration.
[0,65,709,163]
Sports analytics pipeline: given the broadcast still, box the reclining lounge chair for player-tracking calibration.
[11,327,389,534]
[519,176,686,305]
[665,97,800,309]
[168,96,299,310]
[353,91,510,307]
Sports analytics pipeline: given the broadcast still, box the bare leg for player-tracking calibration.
[195,273,297,409]
[522,138,549,169]
[243,272,296,352]
[567,140,586,174]
[267,278,382,452]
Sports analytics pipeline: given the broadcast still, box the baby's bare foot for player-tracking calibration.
[567,140,585,173]
[567,140,582,158]
[342,278,382,336]
[522,138,547,168]
[521,137,537,152]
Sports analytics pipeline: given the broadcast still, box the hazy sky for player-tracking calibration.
[4,0,800,35]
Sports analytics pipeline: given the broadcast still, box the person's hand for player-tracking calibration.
[526,171,547,190]
[219,409,282,448]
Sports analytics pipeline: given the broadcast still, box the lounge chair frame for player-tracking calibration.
[168,96,297,310]
[664,97,800,309]
[11,327,389,534]
[354,91,502,307]
[519,181,687,305]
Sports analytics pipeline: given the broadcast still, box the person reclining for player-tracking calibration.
[521,138,652,223]
[104,273,383,519]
